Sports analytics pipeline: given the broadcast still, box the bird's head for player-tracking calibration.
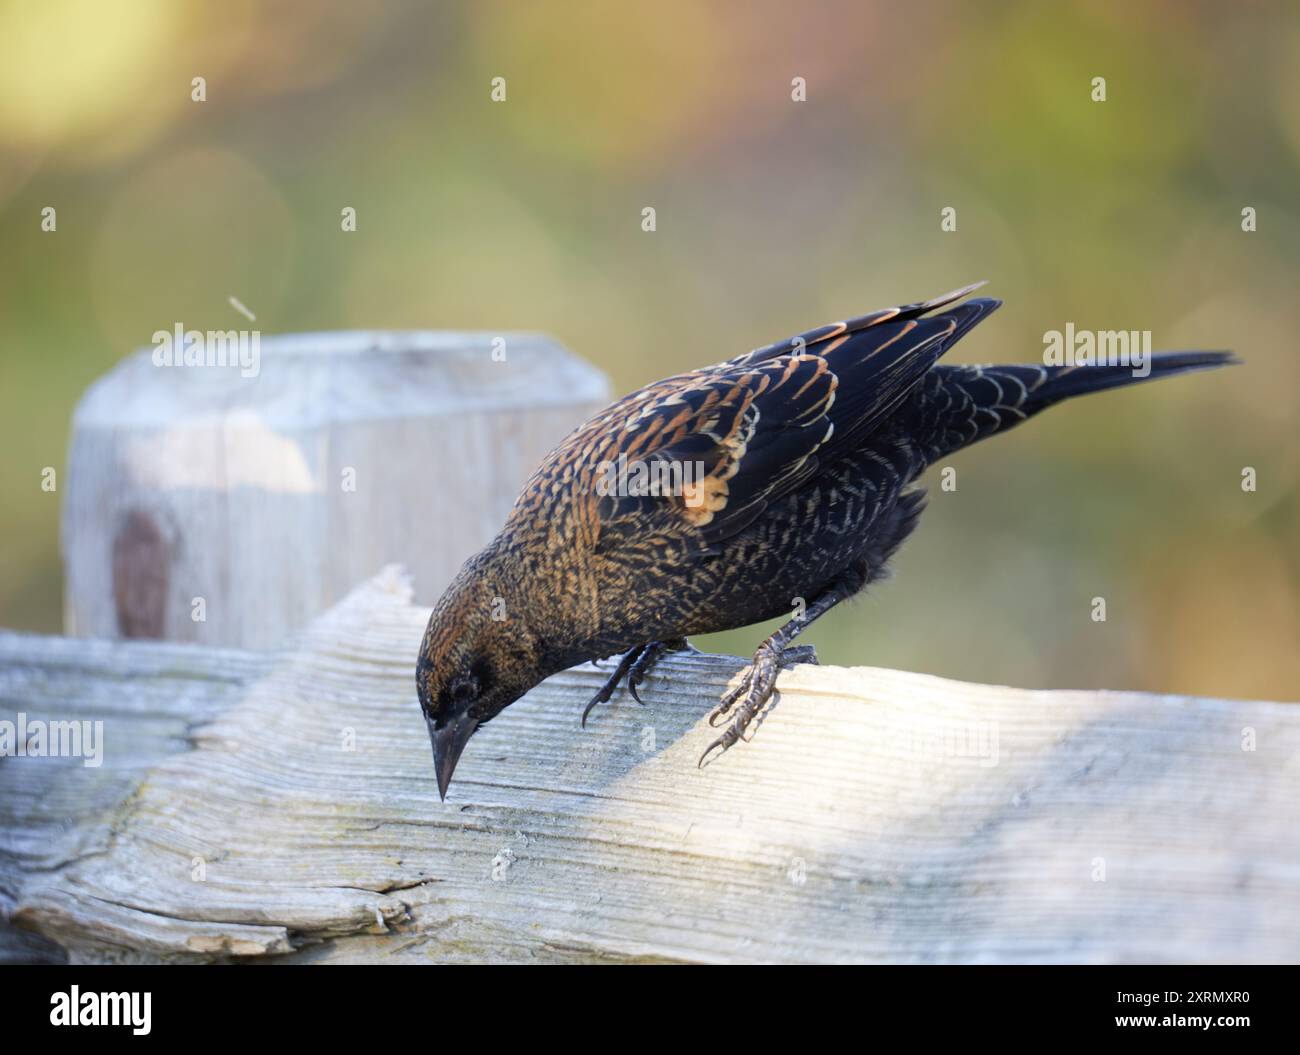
[415,556,542,800]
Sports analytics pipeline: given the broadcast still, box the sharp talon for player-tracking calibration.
[697,729,736,768]
[710,698,739,725]
[583,686,616,726]
[627,641,667,705]
[581,691,605,728]
[581,646,643,726]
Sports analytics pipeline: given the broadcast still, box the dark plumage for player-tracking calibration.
[417,284,1234,798]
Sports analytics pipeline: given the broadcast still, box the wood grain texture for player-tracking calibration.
[3,568,1297,964]
[62,331,610,649]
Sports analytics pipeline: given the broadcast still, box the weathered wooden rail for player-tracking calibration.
[3,567,1297,964]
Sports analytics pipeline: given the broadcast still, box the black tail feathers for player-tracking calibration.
[917,350,1237,461]
[1025,350,1238,407]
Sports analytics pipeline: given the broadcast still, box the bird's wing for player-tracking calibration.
[726,281,999,451]
[588,353,839,553]
[530,285,998,555]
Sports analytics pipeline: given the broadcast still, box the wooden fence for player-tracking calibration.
[1,333,1295,963]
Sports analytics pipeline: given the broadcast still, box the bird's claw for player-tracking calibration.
[580,683,615,727]
[699,688,768,768]
[582,647,639,726]
[582,639,686,725]
[708,668,752,726]
[627,641,668,703]
[699,642,816,766]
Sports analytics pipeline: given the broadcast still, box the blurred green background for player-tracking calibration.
[1,0,1296,699]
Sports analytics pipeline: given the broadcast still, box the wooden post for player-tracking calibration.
[61,331,609,650]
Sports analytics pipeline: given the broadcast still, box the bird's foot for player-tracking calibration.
[582,639,689,726]
[698,642,818,767]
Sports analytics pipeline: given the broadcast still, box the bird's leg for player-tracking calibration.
[582,638,690,726]
[699,581,853,768]
[776,644,819,666]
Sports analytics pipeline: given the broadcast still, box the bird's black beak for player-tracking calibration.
[426,712,479,801]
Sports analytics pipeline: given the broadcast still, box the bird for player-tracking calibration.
[416,283,1234,799]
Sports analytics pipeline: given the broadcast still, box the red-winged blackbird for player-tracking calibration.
[417,284,1233,798]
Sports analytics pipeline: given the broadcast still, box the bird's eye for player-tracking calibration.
[450,674,479,702]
